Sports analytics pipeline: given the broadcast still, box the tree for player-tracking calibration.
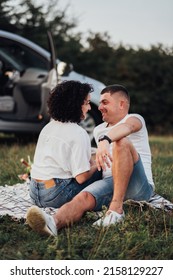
[0,0,81,53]
[73,32,116,84]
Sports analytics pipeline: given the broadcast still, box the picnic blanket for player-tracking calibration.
[0,181,57,220]
[0,182,173,220]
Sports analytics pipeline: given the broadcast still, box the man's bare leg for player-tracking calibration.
[109,138,139,214]
[53,191,96,229]
[26,191,96,235]
[92,137,139,227]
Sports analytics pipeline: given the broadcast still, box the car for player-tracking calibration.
[0,30,104,144]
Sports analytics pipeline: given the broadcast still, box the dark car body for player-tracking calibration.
[0,30,104,142]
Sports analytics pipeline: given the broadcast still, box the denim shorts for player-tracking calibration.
[29,170,102,208]
[81,157,154,211]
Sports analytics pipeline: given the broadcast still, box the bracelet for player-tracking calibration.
[98,135,112,144]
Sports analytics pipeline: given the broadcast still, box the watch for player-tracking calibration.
[98,135,112,144]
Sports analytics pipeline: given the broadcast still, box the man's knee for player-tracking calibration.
[113,137,138,162]
[113,137,130,152]
[73,191,96,211]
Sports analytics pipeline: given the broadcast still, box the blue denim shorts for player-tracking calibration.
[29,170,102,208]
[81,157,154,211]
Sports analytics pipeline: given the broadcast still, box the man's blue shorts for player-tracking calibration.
[81,156,154,211]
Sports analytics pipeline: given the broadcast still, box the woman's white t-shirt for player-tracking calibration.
[31,120,91,180]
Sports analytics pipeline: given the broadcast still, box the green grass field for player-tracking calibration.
[0,134,173,260]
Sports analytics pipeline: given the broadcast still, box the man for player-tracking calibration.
[26,84,154,235]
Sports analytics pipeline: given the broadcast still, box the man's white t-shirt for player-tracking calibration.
[94,113,154,187]
[31,120,91,180]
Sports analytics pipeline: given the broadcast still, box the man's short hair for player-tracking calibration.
[101,84,130,101]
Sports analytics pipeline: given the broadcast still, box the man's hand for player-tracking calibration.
[96,140,112,171]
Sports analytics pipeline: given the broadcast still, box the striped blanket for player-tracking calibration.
[0,182,173,220]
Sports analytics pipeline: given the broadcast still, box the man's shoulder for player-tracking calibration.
[125,113,145,122]
[94,122,106,132]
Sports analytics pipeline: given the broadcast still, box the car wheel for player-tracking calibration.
[80,105,102,146]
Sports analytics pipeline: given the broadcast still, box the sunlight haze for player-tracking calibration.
[56,0,173,49]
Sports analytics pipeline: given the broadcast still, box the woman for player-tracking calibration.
[29,80,101,208]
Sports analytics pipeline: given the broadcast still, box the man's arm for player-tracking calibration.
[107,117,142,141]
[96,117,142,171]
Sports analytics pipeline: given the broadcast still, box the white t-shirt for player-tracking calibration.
[94,113,154,187]
[31,120,91,180]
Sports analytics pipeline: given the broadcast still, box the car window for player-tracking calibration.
[0,38,49,72]
[0,49,23,71]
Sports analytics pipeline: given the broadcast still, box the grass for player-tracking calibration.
[0,134,173,260]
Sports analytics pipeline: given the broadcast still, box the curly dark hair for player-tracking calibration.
[47,80,93,123]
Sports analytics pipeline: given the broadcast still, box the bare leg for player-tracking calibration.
[53,191,96,229]
[109,138,139,214]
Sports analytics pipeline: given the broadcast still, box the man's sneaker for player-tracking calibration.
[26,205,57,236]
[93,210,125,227]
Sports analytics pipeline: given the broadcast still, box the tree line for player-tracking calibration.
[1,0,173,134]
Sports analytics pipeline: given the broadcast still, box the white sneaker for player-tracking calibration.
[26,205,57,236]
[93,210,125,227]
